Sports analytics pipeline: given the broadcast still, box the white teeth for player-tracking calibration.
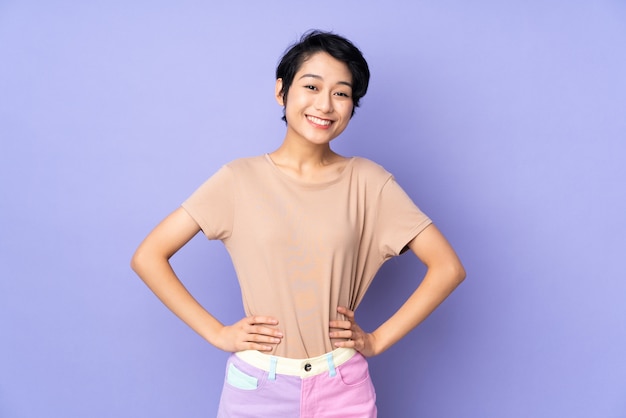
[307,115,331,126]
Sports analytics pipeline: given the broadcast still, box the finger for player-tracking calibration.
[247,324,283,338]
[240,332,282,352]
[245,342,275,352]
[329,329,353,339]
[333,339,356,349]
[337,306,355,320]
[247,339,280,351]
[244,330,282,341]
[248,316,279,326]
[329,320,352,330]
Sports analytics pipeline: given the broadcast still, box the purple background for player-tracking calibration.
[1,1,625,417]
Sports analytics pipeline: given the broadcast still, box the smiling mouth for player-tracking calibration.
[307,115,333,127]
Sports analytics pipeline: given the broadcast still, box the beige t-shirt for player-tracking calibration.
[182,154,432,358]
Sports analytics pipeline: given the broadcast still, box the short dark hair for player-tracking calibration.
[276,30,370,122]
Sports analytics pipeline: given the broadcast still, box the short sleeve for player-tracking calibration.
[181,165,234,240]
[374,177,432,259]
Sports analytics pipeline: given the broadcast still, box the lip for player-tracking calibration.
[306,114,334,129]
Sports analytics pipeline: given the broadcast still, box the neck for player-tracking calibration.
[268,137,348,183]
[271,135,339,169]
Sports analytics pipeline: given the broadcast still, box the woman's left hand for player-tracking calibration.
[329,306,378,357]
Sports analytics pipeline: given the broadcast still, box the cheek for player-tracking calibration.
[337,101,354,119]
[285,93,309,112]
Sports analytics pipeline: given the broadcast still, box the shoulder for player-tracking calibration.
[192,155,267,188]
[217,155,271,179]
[350,157,393,181]
[223,155,267,171]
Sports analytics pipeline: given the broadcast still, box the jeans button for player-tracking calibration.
[304,363,312,372]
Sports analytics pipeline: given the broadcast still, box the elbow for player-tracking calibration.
[456,263,467,284]
[438,258,465,286]
[130,244,170,280]
[130,247,147,276]
[130,251,140,274]
[453,260,466,285]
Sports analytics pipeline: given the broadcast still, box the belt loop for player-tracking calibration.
[326,353,337,377]
[268,356,278,381]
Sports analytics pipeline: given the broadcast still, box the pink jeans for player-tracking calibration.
[217,348,377,417]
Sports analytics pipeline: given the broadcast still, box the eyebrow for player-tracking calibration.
[298,74,353,88]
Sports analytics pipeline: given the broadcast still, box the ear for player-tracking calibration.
[275,78,285,106]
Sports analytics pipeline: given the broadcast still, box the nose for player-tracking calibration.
[314,92,333,113]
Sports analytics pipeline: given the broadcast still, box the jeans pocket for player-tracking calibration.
[337,354,371,387]
[226,362,259,390]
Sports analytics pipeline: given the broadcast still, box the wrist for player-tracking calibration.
[369,330,389,356]
[203,322,229,351]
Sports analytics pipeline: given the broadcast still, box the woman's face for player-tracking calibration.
[276,52,354,147]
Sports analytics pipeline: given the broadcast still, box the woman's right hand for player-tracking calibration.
[216,316,283,352]
[131,208,283,354]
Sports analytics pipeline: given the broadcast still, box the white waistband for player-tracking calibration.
[235,347,356,378]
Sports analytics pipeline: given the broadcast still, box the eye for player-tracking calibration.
[304,85,317,91]
[334,91,351,98]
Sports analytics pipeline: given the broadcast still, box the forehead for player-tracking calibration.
[296,52,352,84]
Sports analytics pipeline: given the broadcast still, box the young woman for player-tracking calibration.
[131,30,465,417]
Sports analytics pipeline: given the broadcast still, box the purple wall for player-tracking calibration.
[1,1,625,417]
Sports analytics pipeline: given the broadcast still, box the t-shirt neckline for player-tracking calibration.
[263,153,356,188]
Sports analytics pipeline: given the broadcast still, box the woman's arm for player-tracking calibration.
[131,207,283,352]
[330,224,465,356]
